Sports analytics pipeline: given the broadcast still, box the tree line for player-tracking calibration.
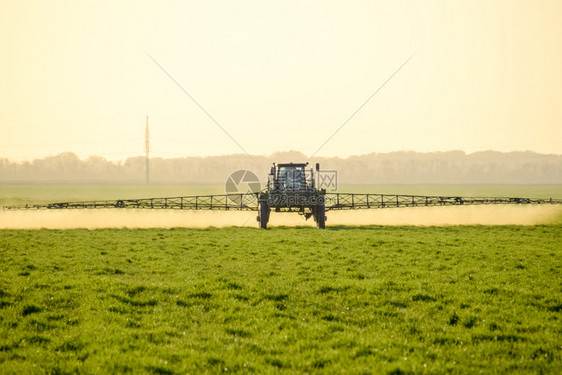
[0,150,560,184]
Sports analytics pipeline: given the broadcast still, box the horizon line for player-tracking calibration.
[2,149,562,163]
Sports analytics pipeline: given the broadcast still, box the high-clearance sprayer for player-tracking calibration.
[3,162,561,229]
[258,162,326,229]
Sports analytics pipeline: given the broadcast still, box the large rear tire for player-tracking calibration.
[315,203,326,229]
[259,201,270,229]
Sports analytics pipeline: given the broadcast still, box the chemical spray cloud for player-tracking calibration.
[1,205,560,229]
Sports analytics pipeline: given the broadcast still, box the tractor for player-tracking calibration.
[4,162,561,229]
[257,162,326,229]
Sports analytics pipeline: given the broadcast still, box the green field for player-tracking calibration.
[1,225,561,373]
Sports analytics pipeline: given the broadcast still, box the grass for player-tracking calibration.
[0,225,561,373]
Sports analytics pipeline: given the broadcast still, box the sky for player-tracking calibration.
[1,0,561,161]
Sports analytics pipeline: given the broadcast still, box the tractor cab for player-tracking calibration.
[268,162,315,191]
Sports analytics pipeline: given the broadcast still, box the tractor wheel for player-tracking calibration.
[259,201,270,229]
[315,203,326,229]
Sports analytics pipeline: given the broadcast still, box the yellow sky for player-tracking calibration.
[1,0,561,161]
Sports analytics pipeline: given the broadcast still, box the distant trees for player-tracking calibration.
[0,150,560,184]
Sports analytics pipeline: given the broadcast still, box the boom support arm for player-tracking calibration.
[2,193,260,211]
[324,193,562,211]
[3,193,561,211]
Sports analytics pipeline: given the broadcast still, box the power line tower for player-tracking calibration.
[145,115,150,184]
